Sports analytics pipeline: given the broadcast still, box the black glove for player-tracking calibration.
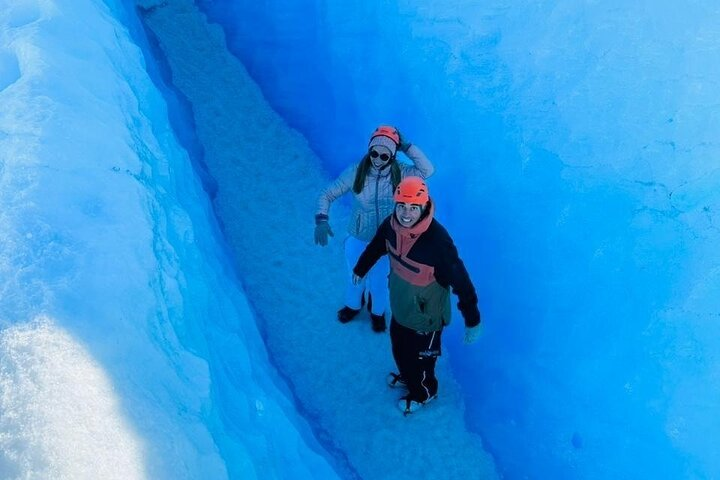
[314,214,333,246]
[397,130,412,153]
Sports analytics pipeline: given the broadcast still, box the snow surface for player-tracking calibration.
[135,1,497,479]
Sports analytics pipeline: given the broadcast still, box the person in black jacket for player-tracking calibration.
[353,176,482,415]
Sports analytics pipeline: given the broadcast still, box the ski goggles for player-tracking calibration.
[369,149,391,162]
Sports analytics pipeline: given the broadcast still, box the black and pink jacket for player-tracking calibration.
[353,201,480,331]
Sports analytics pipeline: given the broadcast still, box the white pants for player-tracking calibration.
[344,235,389,316]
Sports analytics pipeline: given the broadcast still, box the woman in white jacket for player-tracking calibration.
[314,125,434,332]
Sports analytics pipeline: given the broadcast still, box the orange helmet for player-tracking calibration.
[369,125,400,146]
[394,176,429,205]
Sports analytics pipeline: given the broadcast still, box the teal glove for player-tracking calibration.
[463,324,483,345]
[314,221,334,246]
[397,130,412,153]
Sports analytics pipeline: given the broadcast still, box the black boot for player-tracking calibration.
[370,313,386,332]
[337,306,360,323]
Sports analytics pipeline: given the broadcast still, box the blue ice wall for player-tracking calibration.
[0,0,341,475]
[196,1,720,478]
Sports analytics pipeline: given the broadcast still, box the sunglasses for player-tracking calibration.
[370,150,392,162]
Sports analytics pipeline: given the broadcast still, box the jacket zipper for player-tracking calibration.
[374,174,381,231]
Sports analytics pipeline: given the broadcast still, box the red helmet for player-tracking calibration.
[369,125,400,146]
[394,176,429,205]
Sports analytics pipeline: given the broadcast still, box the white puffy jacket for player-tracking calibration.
[316,145,434,241]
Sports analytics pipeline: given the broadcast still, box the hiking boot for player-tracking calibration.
[386,372,406,389]
[398,394,437,416]
[337,306,360,323]
[370,313,386,332]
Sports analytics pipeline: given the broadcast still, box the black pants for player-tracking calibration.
[390,318,442,403]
